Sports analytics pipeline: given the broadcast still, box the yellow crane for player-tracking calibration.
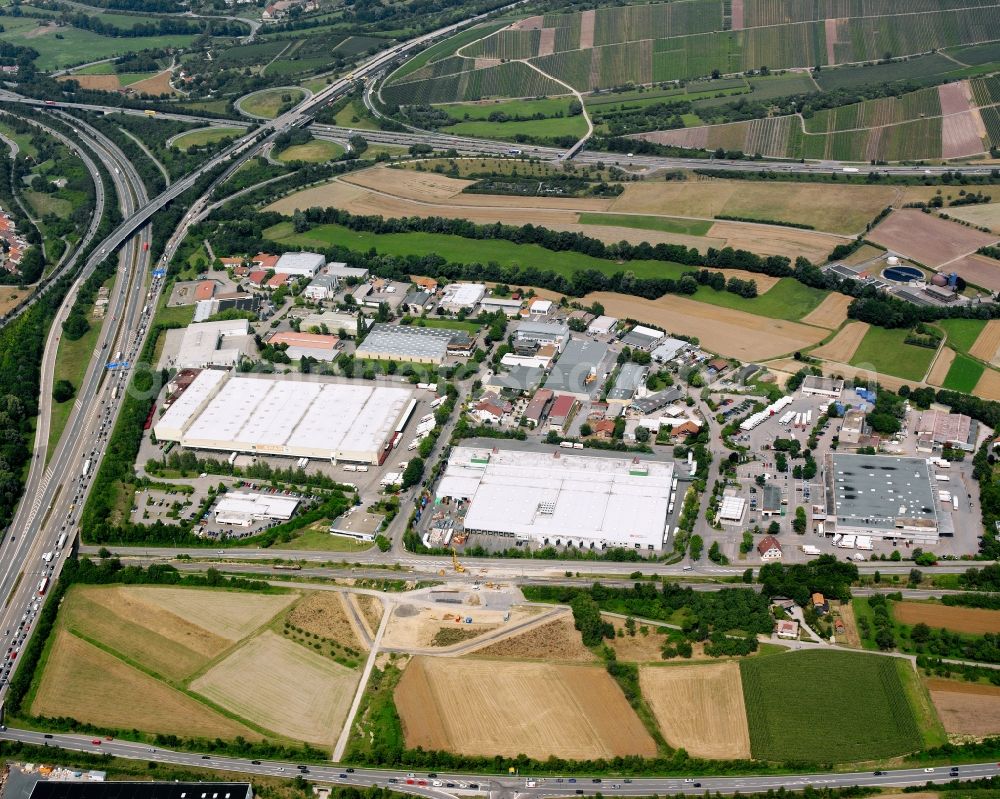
[451,547,466,573]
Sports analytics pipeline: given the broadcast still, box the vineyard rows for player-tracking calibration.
[740,21,826,71]
[382,61,566,105]
[742,0,1000,28]
[804,86,941,132]
[972,75,1000,105]
[843,7,1000,64]
[470,29,541,60]
[982,106,1000,146]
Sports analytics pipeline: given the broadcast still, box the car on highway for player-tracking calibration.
[925,768,935,773]
[91,739,101,745]
[251,761,261,765]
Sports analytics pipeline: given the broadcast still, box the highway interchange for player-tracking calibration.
[0,10,998,795]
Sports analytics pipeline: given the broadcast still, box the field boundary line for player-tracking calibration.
[332,603,391,761]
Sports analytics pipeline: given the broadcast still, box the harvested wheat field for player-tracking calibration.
[128,69,176,96]
[801,293,853,329]
[811,321,869,363]
[133,586,295,640]
[926,348,957,387]
[343,167,473,199]
[703,221,841,263]
[868,210,998,268]
[33,629,258,739]
[192,631,358,744]
[395,656,656,759]
[975,368,1000,400]
[582,291,826,360]
[287,591,364,650]
[467,613,596,662]
[609,180,897,235]
[61,585,232,682]
[58,73,120,91]
[926,679,1000,736]
[944,202,1000,232]
[640,662,751,759]
[946,254,1000,292]
[893,602,1000,635]
[970,320,1000,365]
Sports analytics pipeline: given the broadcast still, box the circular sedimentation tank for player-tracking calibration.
[882,265,923,282]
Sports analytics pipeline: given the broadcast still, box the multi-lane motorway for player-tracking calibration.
[0,8,998,793]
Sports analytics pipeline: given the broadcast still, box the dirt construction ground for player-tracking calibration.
[867,210,999,268]
[191,630,358,744]
[395,656,656,759]
[581,291,827,360]
[640,662,751,759]
[381,602,540,650]
[893,602,1000,635]
[810,321,869,363]
[926,679,1000,736]
[467,613,596,662]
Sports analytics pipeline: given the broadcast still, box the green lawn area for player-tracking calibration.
[276,139,344,163]
[691,278,828,322]
[442,114,588,141]
[849,326,937,382]
[333,97,380,131]
[117,71,157,86]
[937,318,986,354]
[578,213,711,236]
[74,61,116,75]
[25,190,73,219]
[0,119,37,158]
[942,352,986,392]
[411,318,482,333]
[264,221,693,281]
[283,527,373,552]
[0,17,196,70]
[48,281,111,461]
[740,650,927,762]
[172,127,244,149]
[438,97,575,121]
[239,87,305,118]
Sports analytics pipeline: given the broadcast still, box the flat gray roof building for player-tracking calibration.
[356,323,467,364]
[515,320,570,351]
[608,362,647,403]
[823,453,939,544]
[543,338,609,398]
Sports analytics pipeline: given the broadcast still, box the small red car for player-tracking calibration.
[91,739,101,746]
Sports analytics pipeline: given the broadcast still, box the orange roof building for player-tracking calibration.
[194,281,215,301]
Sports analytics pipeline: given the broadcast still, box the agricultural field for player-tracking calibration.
[394,656,656,759]
[868,210,999,269]
[740,651,927,762]
[690,278,829,322]
[943,254,1000,293]
[191,631,359,745]
[467,615,597,662]
[286,591,365,651]
[849,326,937,382]
[893,601,1000,635]
[937,318,987,353]
[381,0,1000,102]
[801,293,853,329]
[943,202,1000,232]
[26,584,364,747]
[941,352,986,392]
[970,319,1000,364]
[925,679,1000,737]
[578,213,712,236]
[640,662,751,759]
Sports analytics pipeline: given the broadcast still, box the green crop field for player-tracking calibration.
[171,127,243,149]
[442,114,588,141]
[264,221,693,281]
[690,278,828,322]
[740,650,926,763]
[849,326,937,382]
[439,97,575,121]
[239,87,306,118]
[942,353,986,392]
[578,213,712,236]
[276,139,344,163]
[938,318,986,353]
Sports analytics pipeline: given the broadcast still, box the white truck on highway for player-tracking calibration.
[82,458,92,477]
[56,532,67,550]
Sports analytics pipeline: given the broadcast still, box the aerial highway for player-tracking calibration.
[1,726,998,796]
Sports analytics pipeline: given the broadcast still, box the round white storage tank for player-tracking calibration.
[887,255,900,266]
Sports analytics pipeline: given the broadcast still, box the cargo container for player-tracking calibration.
[38,577,49,595]
[56,532,67,550]
[935,475,950,482]
[559,441,574,448]
[952,496,959,511]
[229,451,239,465]
[82,458,92,477]
[801,544,821,556]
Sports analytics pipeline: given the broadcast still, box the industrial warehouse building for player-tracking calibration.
[275,251,325,277]
[215,491,299,527]
[153,371,415,464]
[164,319,255,370]
[355,323,472,365]
[436,446,675,550]
[820,453,940,544]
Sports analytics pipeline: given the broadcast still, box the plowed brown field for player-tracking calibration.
[395,656,656,759]
[926,679,1000,736]
[893,602,1000,635]
[640,662,751,759]
[868,210,998,268]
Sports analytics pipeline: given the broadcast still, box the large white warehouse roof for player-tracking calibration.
[437,446,674,550]
[154,371,413,463]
